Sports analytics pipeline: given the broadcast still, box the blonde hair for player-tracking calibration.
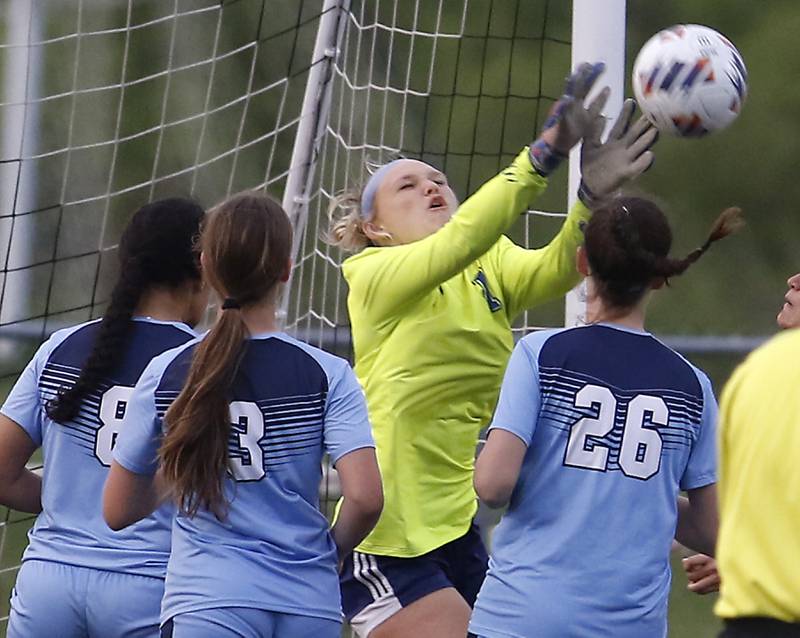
[325,188,372,252]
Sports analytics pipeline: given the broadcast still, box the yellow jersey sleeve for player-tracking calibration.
[343,148,548,327]
[492,200,590,320]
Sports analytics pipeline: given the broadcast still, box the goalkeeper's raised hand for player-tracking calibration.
[578,98,658,208]
[529,61,609,177]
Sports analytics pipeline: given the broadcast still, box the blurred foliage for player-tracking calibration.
[627,0,797,343]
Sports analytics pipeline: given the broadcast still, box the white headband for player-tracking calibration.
[359,159,406,221]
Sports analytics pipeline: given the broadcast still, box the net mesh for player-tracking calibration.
[286,0,574,360]
[0,0,572,630]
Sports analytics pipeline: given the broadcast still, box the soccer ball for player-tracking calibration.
[632,24,747,137]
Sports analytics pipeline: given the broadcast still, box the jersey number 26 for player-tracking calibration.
[564,384,666,480]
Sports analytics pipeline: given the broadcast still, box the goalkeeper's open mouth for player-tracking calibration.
[428,195,447,212]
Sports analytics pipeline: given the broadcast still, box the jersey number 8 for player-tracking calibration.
[96,385,134,466]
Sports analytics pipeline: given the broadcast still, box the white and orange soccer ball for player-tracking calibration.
[632,24,747,137]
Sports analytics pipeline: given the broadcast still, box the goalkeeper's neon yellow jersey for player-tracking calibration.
[342,149,591,557]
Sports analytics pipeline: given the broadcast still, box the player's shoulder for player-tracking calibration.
[259,332,352,381]
[147,336,203,383]
[744,328,800,367]
[47,317,101,344]
[39,318,102,362]
[518,325,572,352]
[518,324,608,357]
[513,326,582,369]
[341,246,383,283]
[725,329,799,394]
[648,333,713,395]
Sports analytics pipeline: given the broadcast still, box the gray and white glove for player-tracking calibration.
[578,98,658,207]
[529,61,609,177]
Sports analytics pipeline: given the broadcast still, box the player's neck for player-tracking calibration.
[585,299,647,331]
[135,287,192,324]
[237,295,281,335]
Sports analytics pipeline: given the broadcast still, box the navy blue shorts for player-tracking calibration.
[720,618,800,638]
[340,523,488,637]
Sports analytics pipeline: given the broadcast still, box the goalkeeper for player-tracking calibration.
[328,63,657,638]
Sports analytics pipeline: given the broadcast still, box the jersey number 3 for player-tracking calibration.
[564,384,667,480]
[229,401,266,481]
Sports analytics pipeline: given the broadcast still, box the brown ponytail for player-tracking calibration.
[159,192,292,520]
[585,197,743,309]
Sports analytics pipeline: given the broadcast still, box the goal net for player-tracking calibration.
[0,0,617,630]
[285,0,579,356]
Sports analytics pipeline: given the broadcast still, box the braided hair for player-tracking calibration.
[584,197,743,309]
[46,198,204,423]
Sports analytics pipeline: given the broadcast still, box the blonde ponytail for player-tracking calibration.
[325,189,371,252]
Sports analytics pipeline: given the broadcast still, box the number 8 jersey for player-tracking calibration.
[0,317,196,578]
[470,323,717,638]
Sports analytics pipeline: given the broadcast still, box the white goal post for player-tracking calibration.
[566,0,626,327]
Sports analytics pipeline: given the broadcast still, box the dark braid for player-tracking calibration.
[585,197,743,309]
[46,198,204,423]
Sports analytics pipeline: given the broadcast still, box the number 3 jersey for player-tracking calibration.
[113,331,375,624]
[0,317,197,578]
[470,323,717,638]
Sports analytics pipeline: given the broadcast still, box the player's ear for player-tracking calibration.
[192,252,205,289]
[280,258,292,283]
[363,221,393,245]
[576,246,590,277]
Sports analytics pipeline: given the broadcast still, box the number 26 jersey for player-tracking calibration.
[0,317,196,578]
[470,323,717,638]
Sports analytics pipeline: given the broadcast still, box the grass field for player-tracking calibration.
[0,508,721,637]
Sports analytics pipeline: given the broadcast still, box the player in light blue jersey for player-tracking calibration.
[0,198,207,637]
[469,197,743,638]
[103,192,383,638]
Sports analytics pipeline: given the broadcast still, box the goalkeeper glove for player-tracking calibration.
[529,61,609,177]
[578,99,658,208]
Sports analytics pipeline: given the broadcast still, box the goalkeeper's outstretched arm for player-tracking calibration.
[329,63,612,324]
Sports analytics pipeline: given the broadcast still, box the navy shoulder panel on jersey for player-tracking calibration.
[532,324,707,476]
[155,336,330,399]
[538,325,702,399]
[47,320,196,387]
[154,335,331,475]
[235,337,330,401]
